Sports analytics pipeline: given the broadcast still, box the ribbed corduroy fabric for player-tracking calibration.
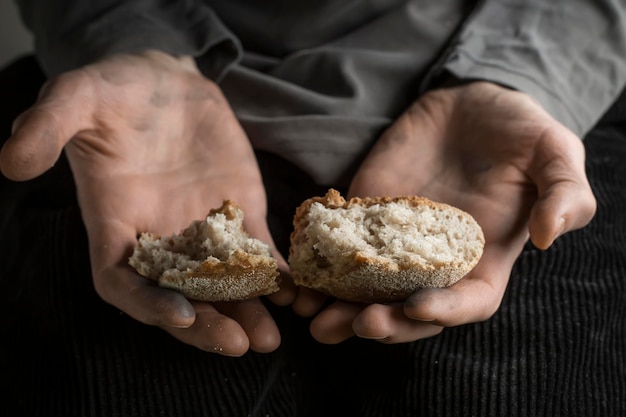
[1,56,624,417]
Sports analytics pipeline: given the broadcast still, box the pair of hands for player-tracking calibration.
[0,51,596,355]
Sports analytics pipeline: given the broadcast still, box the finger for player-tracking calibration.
[0,73,92,180]
[214,299,281,353]
[89,222,197,329]
[96,266,197,329]
[266,270,297,307]
[529,134,596,249]
[529,181,596,249]
[352,303,443,343]
[309,301,363,344]
[91,211,264,355]
[403,245,515,326]
[0,108,67,180]
[291,287,329,317]
[164,301,250,356]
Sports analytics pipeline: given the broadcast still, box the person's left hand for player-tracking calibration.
[295,81,596,344]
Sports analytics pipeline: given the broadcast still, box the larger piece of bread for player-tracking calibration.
[288,189,484,303]
[128,200,280,302]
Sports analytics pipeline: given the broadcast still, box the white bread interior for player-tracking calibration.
[129,200,280,302]
[288,189,484,303]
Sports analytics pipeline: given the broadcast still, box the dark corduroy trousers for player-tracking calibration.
[1,56,625,417]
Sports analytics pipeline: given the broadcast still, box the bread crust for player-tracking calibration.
[288,189,484,303]
[129,200,280,302]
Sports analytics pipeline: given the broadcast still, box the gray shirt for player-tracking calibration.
[16,0,626,185]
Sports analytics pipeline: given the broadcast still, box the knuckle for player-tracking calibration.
[40,69,92,102]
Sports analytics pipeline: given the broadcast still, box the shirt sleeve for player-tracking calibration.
[14,0,242,80]
[425,0,626,137]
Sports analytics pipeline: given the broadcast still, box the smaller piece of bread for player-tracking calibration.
[288,189,485,303]
[128,200,280,302]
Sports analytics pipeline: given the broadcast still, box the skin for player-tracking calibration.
[298,81,597,344]
[0,51,295,356]
[0,51,596,353]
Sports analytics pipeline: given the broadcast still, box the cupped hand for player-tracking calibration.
[308,81,596,344]
[0,50,295,355]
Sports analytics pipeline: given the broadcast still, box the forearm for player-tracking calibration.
[14,0,241,79]
[422,0,626,137]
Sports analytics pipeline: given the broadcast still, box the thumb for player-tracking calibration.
[0,74,92,181]
[529,180,596,249]
[528,132,596,250]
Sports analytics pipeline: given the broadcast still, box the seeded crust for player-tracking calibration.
[288,189,485,303]
[128,200,280,302]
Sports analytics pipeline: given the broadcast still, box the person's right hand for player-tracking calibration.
[0,50,294,355]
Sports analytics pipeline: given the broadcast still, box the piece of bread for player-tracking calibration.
[288,189,484,303]
[128,200,280,302]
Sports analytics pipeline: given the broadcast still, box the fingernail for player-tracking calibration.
[410,317,437,322]
[355,333,388,340]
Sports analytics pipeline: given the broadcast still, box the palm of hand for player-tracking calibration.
[1,51,285,355]
[308,82,596,344]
